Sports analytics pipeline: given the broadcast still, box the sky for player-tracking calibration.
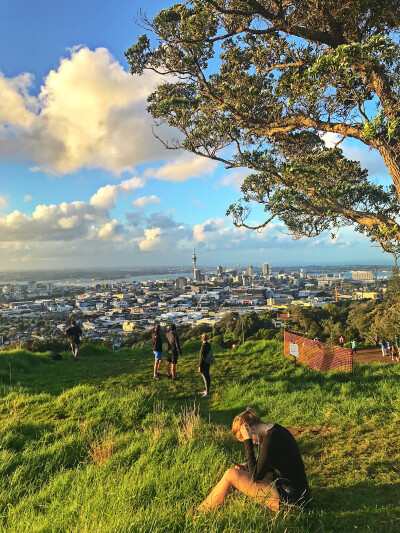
[0,0,395,270]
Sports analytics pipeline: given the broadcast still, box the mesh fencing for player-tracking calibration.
[284,331,353,373]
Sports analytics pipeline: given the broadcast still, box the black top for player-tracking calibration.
[199,341,211,365]
[166,331,182,356]
[66,325,83,343]
[244,424,309,490]
[152,330,163,351]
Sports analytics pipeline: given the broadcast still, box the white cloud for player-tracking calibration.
[58,216,78,229]
[0,195,9,210]
[90,177,145,210]
[0,72,37,128]
[0,176,144,242]
[23,194,33,202]
[138,228,163,251]
[97,220,123,241]
[144,153,218,182]
[321,132,341,148]
[219,168,248,190]
[132,195,162,208]
[0,47,173,175]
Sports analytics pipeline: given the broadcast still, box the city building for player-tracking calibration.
[192,246,197,279]
[352,271,374,281]
[262,262,270,276]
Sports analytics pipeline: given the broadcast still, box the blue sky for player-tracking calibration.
[0,0,395,270]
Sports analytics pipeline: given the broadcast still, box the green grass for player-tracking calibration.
[0,340,399,532]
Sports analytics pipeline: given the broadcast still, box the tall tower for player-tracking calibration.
[192,246,197,280]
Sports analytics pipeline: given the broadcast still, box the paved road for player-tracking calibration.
[354,347,399,364]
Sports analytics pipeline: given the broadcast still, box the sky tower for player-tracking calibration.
[192,245,197,279]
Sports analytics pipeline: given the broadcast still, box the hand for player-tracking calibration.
[198,367,201,373]
[240,423,253,441]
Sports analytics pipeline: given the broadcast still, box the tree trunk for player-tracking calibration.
[376,143,400,202]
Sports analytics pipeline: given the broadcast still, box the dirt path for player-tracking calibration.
[354,347,399,364]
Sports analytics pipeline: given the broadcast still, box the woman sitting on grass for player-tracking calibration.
[197,408,310,513]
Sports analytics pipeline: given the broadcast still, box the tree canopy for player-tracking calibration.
[126,1,400,257]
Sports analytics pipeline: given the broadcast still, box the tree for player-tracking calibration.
[126,1,400,256]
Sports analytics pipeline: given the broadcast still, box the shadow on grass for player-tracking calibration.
[311,482,400,532]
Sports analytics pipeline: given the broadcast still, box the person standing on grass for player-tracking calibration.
[395,335,400,352]
[152,324,163,380]
[194,408,310,514]
[386,341,392,358]
[198,333,212,398]
[166,323,182,381]
[391,342,399,362]
[351,339,357,356]
[65,320,82,361]
[380,340,387,357]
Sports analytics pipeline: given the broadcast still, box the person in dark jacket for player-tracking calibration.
[166,324,182,381]
[198,333,211,398]
[152,324,163,380]
[65,320,83,361]
[196,408,310,513]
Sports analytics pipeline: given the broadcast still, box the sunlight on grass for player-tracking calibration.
[0,340,399,531]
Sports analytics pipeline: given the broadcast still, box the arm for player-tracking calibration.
[175,334,182,355]
[244,432,274,482]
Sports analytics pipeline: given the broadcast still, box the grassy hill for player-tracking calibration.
[0,340,399,532]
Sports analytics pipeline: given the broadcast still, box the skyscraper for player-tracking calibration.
[247,265,254,277]
[262,262,270,276]
[192,246,197,280]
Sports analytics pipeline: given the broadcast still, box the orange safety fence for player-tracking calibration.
[284,331,353,373]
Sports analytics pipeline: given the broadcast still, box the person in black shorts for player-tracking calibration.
[166,324,182,381]
[197,408,310,513]
[65,320,83,361]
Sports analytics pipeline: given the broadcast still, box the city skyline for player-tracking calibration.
[0,1,396,270]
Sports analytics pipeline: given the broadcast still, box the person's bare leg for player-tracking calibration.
[171,363,176,379]
[166,362,171,377]
[153,359,158,377]
[197,468,280,513]
[157,359,162,373]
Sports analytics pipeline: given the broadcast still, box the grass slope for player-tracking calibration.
[0,341,399,532]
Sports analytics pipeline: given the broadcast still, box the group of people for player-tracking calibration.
[337,335,358,355]
[151,324,310,513]
[151,324,212,397]
[379,337,400,361]
[63,320,311,513]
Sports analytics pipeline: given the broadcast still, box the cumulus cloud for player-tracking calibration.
[132,195,162,208]
[0,72,37,128]
[144,153,218,182]
[0,176,144,242]
[0,47,175,175]
[97,220,123,241]
[138,228,163,251]
[90,177,145,210]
